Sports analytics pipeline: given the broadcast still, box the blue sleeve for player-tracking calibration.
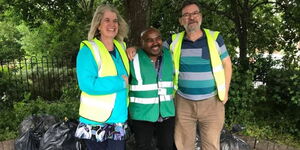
[216,34,229,60]
[76,45,126,95]
[162,37,172,49]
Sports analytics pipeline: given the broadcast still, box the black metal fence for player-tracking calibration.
[0,56,76,101]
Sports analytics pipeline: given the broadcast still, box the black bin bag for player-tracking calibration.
[220,124,251,150]
[39,120,86,150]
[15,127,40,150]
[15,114,57,150]
[195,124,251,150]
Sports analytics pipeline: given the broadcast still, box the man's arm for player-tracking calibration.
[222,56,232,104]
[126,47,137,60]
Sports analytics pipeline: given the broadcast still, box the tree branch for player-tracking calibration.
[250,0,284,11]
[199,1,234,21]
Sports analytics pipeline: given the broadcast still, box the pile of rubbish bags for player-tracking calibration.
[15,114,85,150]
[195,124,251,150]
[15,114,250,150]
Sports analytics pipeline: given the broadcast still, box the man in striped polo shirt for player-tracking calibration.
[126,1,232,149]
[162,0,232,150]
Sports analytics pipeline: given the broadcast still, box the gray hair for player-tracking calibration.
[88,4,128,42]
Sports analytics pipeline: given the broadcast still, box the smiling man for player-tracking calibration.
[129,27,176,150]
[163,0,233,150]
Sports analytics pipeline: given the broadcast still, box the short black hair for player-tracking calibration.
[140,27,161,40]
[179,0,201,16]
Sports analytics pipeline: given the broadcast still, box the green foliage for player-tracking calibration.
[150,0,182,38]
[226,56,300,147]
[245,123,300,148]
[266,68,300,105]
[249,3,282,53]
[0,82,80,141]
[0,21,24,59]
[17,23,51,57]
[7,0,89,27]
[0,71,26,109]
[0,0,300,147]
[226,64,256,125]
[17,21,85,58]
[2,0,90,58]
[60,80,81,101]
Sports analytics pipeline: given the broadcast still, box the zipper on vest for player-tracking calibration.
[156,55,163,120]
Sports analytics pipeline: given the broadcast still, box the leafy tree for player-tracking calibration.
[2,0,100,58]
[0,0,24,60]
[0,21,23,59]
[197,0,300,70]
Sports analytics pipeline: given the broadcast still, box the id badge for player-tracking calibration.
[158,88,167,95]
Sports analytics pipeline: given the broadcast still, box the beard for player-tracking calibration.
[184,20,202,33]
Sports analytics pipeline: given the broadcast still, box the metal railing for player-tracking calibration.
[0,56,76,101]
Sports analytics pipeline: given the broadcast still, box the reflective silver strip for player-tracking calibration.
[209,30,215,37]
[80,95,114,110]
[89,41,102,77]
[170,33,181,52]
[213,64,224,73]
[120,42,126,50]
[158,81,173,88]
[130,97,159,104]
[130,82,173,91]
[159,95,173,101]
[133,54,143,85]
[130,95,173,104]
[218,84,226,91]
[130,84,158,91]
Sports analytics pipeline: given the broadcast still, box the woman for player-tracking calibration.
[75,4,129,150]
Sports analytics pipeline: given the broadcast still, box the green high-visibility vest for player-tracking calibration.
[170,29,226,101]
[129,48,175,122]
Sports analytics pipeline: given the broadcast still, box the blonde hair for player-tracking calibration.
[88,4,128,42]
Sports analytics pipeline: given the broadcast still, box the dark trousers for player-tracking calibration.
[131,117,175,150]
[84,139,125,150]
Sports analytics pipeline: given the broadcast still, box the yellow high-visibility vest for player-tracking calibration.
[170,29,226,101]
[79,38,129,122]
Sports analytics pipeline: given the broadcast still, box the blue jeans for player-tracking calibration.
[84,139,125,150]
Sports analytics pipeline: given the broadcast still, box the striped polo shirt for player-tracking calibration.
[163,32,229,100]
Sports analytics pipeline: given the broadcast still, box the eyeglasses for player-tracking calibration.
[181,11,201,19]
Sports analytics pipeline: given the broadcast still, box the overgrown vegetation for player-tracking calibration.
[0,0,299,148]
[225,56,300,148]
[0,82,80,141]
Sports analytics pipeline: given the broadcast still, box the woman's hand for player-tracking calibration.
[122,75,128,86]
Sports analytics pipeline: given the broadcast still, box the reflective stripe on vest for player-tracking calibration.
[130,53,173,104]
[130,82,173,91]
[129,49,175,122]
[170,29,226,101]
[130,95,173,104]
[171,32,184,91]
[204,29,226,100]
[79,38,129,123]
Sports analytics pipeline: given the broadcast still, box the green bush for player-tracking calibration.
[226,57,300,148]
[0,71,26,109]
[0,82,80,141]
[226,65,257,126]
